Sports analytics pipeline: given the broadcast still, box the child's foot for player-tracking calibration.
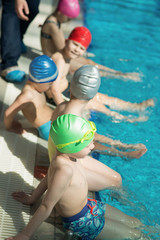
[1,66,26,83]
[5,70,26,83]
[138,233,151,240]
[137,99,155,111]
[125,147,147,159]
[128,115,148,123]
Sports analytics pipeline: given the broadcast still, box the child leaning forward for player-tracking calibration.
[4,55,58,140]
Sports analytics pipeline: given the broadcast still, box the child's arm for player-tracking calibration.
[50,53,67,105]
[12,175,48,205]
[4,91,31,134]
[50,24,65,51]
[6,165,72,240]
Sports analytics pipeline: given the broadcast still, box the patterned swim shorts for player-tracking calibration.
[62,198,106,240]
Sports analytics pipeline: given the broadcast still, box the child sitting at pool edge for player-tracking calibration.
[6,114,146,240]
[3,53,145,159]
[40,0,141,82]
[46,26,154,122]
[48,64,147,162]
[4,55,58,140]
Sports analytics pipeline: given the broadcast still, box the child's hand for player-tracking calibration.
[5,232,29,240]
[12,191,33,205]
[10,120,26,135]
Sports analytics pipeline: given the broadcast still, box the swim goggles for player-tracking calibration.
[56,121,96,149]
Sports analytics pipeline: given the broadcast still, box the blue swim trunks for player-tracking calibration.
[62,199,106,240]
[37,121,51,140]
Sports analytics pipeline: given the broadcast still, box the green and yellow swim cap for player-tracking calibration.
[50,114,96,153]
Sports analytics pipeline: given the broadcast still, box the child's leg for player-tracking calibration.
[104,204,142,228]
[86,98,131,121]
[95,132,146,151]
[94,141,147,159]
[81,155,122,191]
[97,218,142,240]
[97,204,143,240]
[86,98,147,123]
[94,93,154,112]
[70,57,141,82]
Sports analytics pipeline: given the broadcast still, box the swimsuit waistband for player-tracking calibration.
[62,200,90,223]
[62,199,97,223]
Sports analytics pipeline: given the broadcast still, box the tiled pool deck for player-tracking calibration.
[0,0,91,239]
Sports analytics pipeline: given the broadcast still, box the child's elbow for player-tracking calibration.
[4,109,8,119]
[4,110,9,128]
[41,203,53,217]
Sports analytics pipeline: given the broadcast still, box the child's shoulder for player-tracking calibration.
[55,156,73,175]
[57,101,67,112]
[51,51,64,60]
[21,84,36,101]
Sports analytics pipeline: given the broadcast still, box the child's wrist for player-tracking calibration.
[21,230,31,239]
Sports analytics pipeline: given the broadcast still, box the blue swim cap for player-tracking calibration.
[28,55,58,83]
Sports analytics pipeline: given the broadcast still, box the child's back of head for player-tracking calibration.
[28,55,58,84]
[57,0,80,19]
[50,114,96,154]
[70,65,101,100]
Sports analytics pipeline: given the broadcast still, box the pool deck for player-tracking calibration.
[0,0,95,239]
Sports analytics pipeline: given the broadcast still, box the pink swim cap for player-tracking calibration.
[68,26,92,49]
[58,0,80,18]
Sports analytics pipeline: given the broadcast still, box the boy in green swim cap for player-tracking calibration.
[7,114,145,240]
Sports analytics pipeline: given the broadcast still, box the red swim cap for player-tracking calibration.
[68,26,92,49]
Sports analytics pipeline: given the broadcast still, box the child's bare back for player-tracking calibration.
[41,14,65,56]
[40,0,80,56]
[21,83,53,128]
[47,154,88,217]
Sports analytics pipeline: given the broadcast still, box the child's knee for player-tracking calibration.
[129,228,142,239]
[114,172,122,187]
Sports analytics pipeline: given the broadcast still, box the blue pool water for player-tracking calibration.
[83,0,160,238]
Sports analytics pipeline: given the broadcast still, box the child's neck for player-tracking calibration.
[69,98,88,114]
[70,157,77,162]
[58,152,77,162]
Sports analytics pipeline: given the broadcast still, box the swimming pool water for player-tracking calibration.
[83,0,160,238]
